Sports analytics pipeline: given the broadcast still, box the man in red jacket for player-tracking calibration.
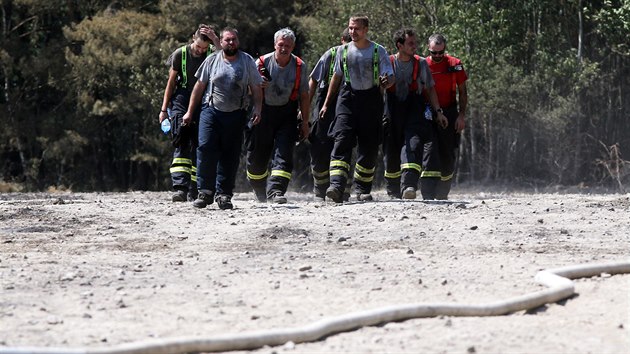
[426,33,468,200]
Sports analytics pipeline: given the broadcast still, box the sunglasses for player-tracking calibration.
[429,50,445,55]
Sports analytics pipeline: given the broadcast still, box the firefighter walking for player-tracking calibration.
[319,15,394,203]
[158,25,220,202]
[383,29,447,200]
[426,33,468,200]
[307,29,351,201]
[246,28,310,204]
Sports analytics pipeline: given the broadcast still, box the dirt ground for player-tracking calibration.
[1,190,629,353]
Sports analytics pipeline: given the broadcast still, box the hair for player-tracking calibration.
[393,28,415,48]
[194,24,214,42]
[274,27,296,43]
[341,28,351,43]
[220,27,239,38]
[428,33,447,46]
[349,15,369,28]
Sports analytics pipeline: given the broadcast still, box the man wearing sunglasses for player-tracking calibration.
[426,33,468,200]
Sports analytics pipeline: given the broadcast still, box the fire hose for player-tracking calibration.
[2,260,629,354]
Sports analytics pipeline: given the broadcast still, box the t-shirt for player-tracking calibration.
[257,53,309,106]
[166,44,207,92]
[195,50,263,112]
[426,55,468,108]
[391,55,434,102]
[333,41,394,91]
[310,46,340,90]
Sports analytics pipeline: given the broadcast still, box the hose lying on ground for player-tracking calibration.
[2,260,629,354]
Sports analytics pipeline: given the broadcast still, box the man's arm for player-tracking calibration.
[308,77,317,104]
[426,86,448,129]
[249,83,263,126]
[182,80,207,125]
[159,68,178,123]
[298,90,310,140]
[318,73,342,119]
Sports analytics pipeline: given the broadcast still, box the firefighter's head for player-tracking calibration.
[428,33,447,63]
[274,28,296,62]
[220,27,240,57]
[348,16,369,43]
[394,28,417,58]
[191,24,213,57]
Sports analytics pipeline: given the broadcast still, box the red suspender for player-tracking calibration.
[290,56,302,101]
[388,54,420,93]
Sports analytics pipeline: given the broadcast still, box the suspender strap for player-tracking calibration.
[373,44,379,86]
[290,56,303,101]
[258,55,266,98]
[342,44,350,83]
[387,55,396,93]
[342,44,380,87]
[180,45,188,88]
[409,54,420,92]
[328,47,337,84]
[387,54,420,93]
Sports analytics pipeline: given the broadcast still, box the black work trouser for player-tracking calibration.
[246,101,298,197]
[309,87,336,197]
[434,104,460,199]
[384,93,440,197]
[328,85,383,195]
[170,89,199,193]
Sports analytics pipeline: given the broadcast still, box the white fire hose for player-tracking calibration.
[2,260,629,354]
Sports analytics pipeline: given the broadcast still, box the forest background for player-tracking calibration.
[1,0,629,193]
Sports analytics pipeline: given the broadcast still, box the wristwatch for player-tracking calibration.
[436,108,444,114]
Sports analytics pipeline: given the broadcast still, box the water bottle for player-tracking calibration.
[424,105,433,121]
[161,108,172,134]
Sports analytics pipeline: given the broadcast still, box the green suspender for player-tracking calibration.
[328,47,337,84]
[342,44,380,86]
[373,44,379,86]
[342,44,350,83]
[180,45,188,88]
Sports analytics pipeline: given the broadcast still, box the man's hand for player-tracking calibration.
[318,104,328,120]
[159,111,168,124]
[250,110,262,126]
[436,112,448,129]
[182,112,192,126]
[297,111,309,141]
[455,113,465,133]
[379,75,394,90]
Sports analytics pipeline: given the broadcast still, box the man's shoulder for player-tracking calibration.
[446,55,463,65]
[258,52,274,63]
[238,51,255,62]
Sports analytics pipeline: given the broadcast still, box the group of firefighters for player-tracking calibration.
[158,15,468,210]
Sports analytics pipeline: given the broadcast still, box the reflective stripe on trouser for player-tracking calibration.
[169,89,199,192]
[329,85,383,194]
[196,104,246,196]
[309,87,335,196]
[246,101,298,197]
[434,104,460,198]
[385,91,441,192]
[171,144,197,191]
[383,92,404,196]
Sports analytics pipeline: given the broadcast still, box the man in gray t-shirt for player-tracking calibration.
[307,29,352,201]
[183,27,263,210]
[383,28,448,201]
[318,16,395,203]
[245,28,310,204]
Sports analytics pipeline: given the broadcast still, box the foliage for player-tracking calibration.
[1,0,630,191]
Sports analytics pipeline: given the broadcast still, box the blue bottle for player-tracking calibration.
[161,108,172,134]
[424,105,433,121]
